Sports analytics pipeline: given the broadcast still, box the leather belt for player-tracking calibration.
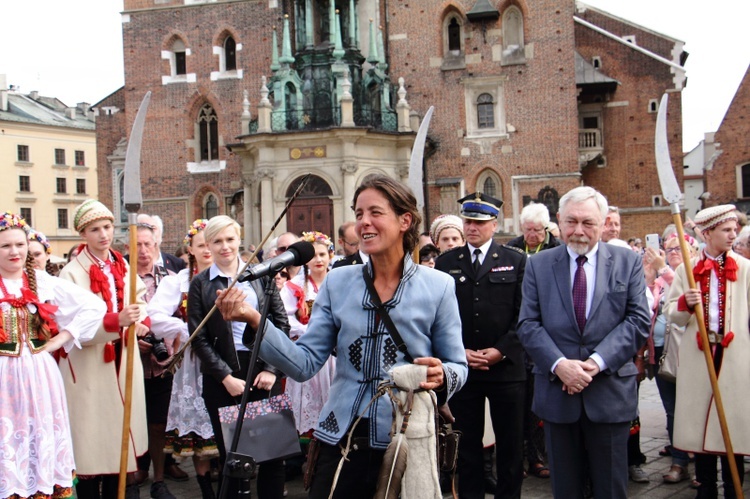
[707,330,723,345]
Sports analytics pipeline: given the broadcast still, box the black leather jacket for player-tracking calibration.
[189,268,290,383]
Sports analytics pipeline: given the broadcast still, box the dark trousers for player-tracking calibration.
[545,412,630,499]
[523,371,546,466]
[203,351,285,499]
[695,453,745,498]
[307,422,385,499]
[451,379,525,499]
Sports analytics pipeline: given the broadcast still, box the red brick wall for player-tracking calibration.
[386,0,580,225]
[707,65,750,207]
[116,0,276,250]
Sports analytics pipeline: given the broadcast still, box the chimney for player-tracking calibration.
[29,90,39,100]
[66,107,76,119]
[77,102,90,114]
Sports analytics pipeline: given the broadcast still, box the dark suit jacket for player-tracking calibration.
[331,251,364,269]
[435,242,527,382]
[161,251,186,273]
[517,243,650,424]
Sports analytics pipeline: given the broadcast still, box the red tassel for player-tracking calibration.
[721,332,735,348]
[0,326,6,343]
[696,332,704,351]
[104,342,115,363]
[725,256,738,282]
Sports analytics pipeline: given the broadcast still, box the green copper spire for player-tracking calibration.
[377,25,387,71]
[280,14,295,64]
[333,10,345,59]
[367,19,379,64]
[270,25,280,71]
[329,0,336,45]
[349,0,357,47]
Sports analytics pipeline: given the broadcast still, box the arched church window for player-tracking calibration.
[204,194,219,219]
[448,18,461,52]
[198,104,219,161]
[225,36,237,71]
[173,39,187,75]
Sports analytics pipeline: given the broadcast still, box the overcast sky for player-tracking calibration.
[1,0,748,153]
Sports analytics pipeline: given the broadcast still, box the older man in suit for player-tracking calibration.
[436,192,527,499]
[517,186,649,498]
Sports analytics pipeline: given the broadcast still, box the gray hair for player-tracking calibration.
[558,186,608,222]
[137,213,164,245]
[205,215,241,245]
[519,202,550,227]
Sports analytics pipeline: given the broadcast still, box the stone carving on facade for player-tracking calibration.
[340,161,358,174]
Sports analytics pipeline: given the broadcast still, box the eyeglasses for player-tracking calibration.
[665,247,681,254]
[343,239,359,247]
[276,246,288,253]
[278,271,290,279]
[137,222,156,230]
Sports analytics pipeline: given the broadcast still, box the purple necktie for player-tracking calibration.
[573,255,587,331]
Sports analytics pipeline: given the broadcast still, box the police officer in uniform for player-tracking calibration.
[435,193,527,499]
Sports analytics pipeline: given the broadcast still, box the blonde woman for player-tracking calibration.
[189,215,290,499]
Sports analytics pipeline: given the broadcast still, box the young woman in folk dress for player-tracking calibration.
[0,212,105,499]
[279,231,336,435]
[147,219,219,499]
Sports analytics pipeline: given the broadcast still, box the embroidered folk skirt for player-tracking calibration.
[0,347,75,498]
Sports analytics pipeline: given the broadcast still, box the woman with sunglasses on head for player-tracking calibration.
[0,212,106,499]
[189,215,290,499]
[214,175,467,498]
[147,219,219,498]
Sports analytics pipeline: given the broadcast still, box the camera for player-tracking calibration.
[143,334,170,362]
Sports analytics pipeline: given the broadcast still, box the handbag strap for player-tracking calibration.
[362,266,414,363]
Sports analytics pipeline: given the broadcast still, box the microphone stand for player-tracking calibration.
[218,271,282,499]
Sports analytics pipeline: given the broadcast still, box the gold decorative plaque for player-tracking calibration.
[289,146,327,160]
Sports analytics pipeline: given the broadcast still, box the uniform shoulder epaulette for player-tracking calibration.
[501,244,526,255]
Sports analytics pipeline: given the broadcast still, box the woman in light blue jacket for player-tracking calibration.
[215,174,467,498]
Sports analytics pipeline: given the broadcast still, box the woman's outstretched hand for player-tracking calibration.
[415,357,444,390]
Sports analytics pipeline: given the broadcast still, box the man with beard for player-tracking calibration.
[517,186,649,498]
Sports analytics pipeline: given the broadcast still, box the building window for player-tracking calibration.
[204,194,219,219]
[741,163,750,198]
[174,39,187,75]
[483,177,497,199]
[75,150,85,166]
[58,209,69,229]
[17,145,29,162]
[225,36,237,71]
[76,178,86,194]
[448,18,461,52]
[441,12,465,70]
[19,176,30,192]
[198,104,219,161]
[477,93,495,129]
[20,208,32,226]
[463,78,506,139]
[56,178,67,194]
[502,5,525,65]
[55,148,66,165]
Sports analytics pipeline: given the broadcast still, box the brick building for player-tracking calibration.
[703,64,750,213]
[95,0,688,249]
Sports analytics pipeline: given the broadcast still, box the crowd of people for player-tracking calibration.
[2,174,749,499]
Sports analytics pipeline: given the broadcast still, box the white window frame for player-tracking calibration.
[463,77,507,139]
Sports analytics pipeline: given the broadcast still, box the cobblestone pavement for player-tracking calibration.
[139,379,748,498]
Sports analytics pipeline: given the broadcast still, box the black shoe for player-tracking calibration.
[126,483,141,499]
[150,481,176,499]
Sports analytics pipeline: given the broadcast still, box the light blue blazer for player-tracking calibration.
[517,243,650,424]
[259,255,468,448]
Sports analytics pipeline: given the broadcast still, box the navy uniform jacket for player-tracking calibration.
[435,242,527,382]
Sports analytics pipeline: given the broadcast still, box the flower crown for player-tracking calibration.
[302,231,334,254]
[28,229,52,254]
[0,212,30,234]
[184,219,209,246]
